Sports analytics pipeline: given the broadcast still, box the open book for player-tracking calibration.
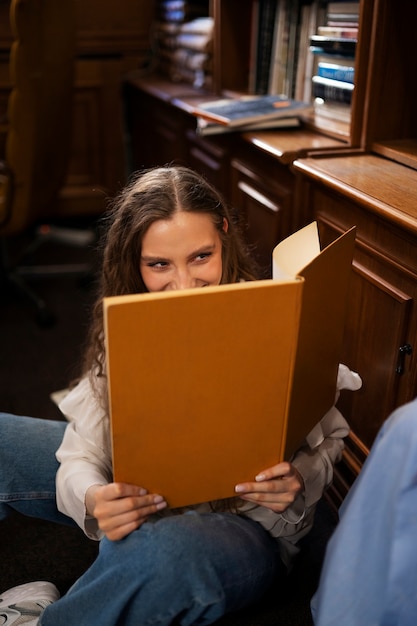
[104,222,356,508]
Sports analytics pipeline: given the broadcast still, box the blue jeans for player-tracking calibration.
[0,413,285,624]
[40,511,284,626]
[0,412,74,525]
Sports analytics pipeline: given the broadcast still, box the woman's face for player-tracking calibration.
[140,210,225,292]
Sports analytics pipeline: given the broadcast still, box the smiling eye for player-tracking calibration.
[195,252,212,262]
[147,260,169,269]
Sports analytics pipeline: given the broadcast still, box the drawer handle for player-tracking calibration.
[396,343,413,375]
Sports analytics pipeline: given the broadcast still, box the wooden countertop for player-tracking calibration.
[294,153,417,235]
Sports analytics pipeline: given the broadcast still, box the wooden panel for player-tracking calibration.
[0,1,12,51]
[186,129,233,200]
[338,262,412,447]
[295,167,417,446]
[362,0,417,149]
[231,158,292,277]
[74,0,155,59]
[58,57,127,217]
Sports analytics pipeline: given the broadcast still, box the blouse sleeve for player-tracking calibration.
[55,377,112,540]
[240,364,361,556]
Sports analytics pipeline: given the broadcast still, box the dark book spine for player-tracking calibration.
[312,77,353,104]
[255,0,278,95]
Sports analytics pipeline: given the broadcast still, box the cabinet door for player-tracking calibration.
[125,86,191,172]
[231,158,292,277]
[186,129,233,201]
[317,216,415,450]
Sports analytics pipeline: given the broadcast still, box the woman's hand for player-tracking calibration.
[86,483,167,541]
[234,462,304,513]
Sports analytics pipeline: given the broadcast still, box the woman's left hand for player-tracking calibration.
[234,462,304,513]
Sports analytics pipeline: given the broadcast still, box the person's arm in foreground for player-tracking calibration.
[311,397,417,626]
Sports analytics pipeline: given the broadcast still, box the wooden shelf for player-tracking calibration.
[241,128,345,165]
[294,153,417,235]
[372,139,417,172]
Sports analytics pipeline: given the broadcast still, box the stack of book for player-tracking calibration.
[173,17,213,88]
[309,1,359,127]
[154,0,210,84]
[192,94,312,136]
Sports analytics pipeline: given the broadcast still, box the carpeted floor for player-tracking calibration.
[0,226,338,624]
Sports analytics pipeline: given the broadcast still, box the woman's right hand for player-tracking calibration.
[86,483,167,541]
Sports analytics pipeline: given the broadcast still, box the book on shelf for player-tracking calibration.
[196,115,300,136]
[309,34,356,57]
[312,74,354,104]
[105,222,356,508]
[154,0,210,79]
[297,0,327,102]
[254,0,278,95]
[314,98,351,124]
[327,2,360,16]
[156,0,210,23]
[317,60,354,83]
[315,53,356,68]
[267,0,292,97]
[317,25,358,39]
[191,94,312,129]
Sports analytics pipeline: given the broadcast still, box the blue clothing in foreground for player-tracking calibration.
[311,398,417,626]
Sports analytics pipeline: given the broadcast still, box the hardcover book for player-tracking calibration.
[105,222,356,508]
[192,94,312,128]
[312,74,354,104]
[196,115,300,136]
[309,34,356,57]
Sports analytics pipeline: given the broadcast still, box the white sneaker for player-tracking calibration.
[0,581,60,625]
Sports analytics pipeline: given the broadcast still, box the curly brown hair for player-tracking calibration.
[82,166,259,392]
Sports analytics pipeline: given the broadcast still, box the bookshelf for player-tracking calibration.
[211,0,417,168]
[360,0,417,170]
[211,0,364,143]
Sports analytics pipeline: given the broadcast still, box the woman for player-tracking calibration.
[0,166,360,626]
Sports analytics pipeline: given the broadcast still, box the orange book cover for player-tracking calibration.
[104,222,355,508]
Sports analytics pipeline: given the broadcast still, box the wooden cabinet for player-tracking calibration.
[293,153,417,501]
[230,152,293,276]
[59,57,127,216]
[124,81,194,172]
[185,128,234,201]
[287,0,417,494]
[359,0,417,170]
[62,0,155,214]
[0,0,155,217]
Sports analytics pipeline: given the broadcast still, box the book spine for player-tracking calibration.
[317,26,358,39]
[312,75,353,104]
[317,62,354,83]
[255,0,278,95]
